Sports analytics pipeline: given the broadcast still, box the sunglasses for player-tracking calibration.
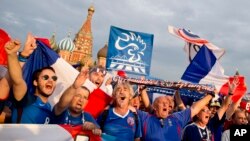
[201,109,211,113]
[90,67,107,75]
[41,75,58,81]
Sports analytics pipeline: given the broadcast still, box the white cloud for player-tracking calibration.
[2,11,24,27]
[33,17,53,24]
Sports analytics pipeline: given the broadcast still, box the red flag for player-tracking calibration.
[0,29,11,66]
[60,125,101,141]
[220,75,247,103]
[240,100,250,113]
[35,38,51,48]
[84,88,113,119]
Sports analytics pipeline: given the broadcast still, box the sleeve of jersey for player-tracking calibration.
[135,113,142,138]
[84,88,113,119]
[182,125,194,141]
[208,112,226,129]
[137,110,148,122]
[84,112,100,128]
[173,108,191,128]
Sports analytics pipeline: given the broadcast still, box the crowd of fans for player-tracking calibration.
[0,33,249,141]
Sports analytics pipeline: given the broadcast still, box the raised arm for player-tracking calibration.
[217,78,239,120]
[225,96,243,120]
[53,68,89,116]
[18,33,36,67]
[174,90,186,110]
[5,40,27,101]
[225,76,245,120]
[140,87,152,111]
[191,93,214,118]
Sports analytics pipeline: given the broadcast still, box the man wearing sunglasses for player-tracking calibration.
[83,66,113,119]
[5,39,57,124]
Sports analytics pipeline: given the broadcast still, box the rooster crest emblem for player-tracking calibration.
[115,32,146,63]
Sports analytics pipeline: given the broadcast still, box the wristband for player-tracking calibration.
[207,91,215,97]
[18,52,29,62]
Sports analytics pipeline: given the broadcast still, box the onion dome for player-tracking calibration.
[97,43,108,58]
[58,33,75,52]
[49,32,58,51]
[88,5,95,13]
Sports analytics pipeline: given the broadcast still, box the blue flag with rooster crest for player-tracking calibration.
[106,26,154,76]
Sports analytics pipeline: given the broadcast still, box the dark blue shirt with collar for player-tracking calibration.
[12,96,52,124]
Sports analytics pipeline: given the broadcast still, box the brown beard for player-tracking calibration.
[36,85,52,98]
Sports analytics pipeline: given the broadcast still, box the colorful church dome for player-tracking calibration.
[58,34,75,52]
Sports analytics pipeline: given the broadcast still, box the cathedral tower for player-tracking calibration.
[70,5,95,66]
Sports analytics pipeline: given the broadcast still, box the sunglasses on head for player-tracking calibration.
[41,75,58,81]
[91,67,107,75]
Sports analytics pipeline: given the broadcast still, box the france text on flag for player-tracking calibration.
[181,45,229,93]
[168,25,225,62]
[106,26,154,76]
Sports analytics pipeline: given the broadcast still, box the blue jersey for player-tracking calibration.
[97,108,141,141]
[52,109,99,127]
[182,123,212,141]
[12,96,52,124]
[208,113,226,141]
[182,113,225,141]
[138,108,191,141]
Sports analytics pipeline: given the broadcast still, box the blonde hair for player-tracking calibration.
[113,81,134,97]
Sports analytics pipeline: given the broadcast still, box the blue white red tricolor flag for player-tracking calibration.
[181,45,247,101]
[181,45,229,92]
[168,25,225,62]
[106,26,154,76]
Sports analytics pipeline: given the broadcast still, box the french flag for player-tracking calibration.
[181,45,229,91]
[181,45,247,102]
[23,39,112,117]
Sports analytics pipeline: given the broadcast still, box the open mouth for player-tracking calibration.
[76,102,82,108]
[163,108,167,111]
[45,84,53,89]
[94,81,100,86]
[121,96,126,100]
[205,116,209,119]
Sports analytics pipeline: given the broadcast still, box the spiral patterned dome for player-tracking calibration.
[58,35,75,52]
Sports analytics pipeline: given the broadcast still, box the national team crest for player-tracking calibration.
[127,117,135,126]
[106,26,154,76]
